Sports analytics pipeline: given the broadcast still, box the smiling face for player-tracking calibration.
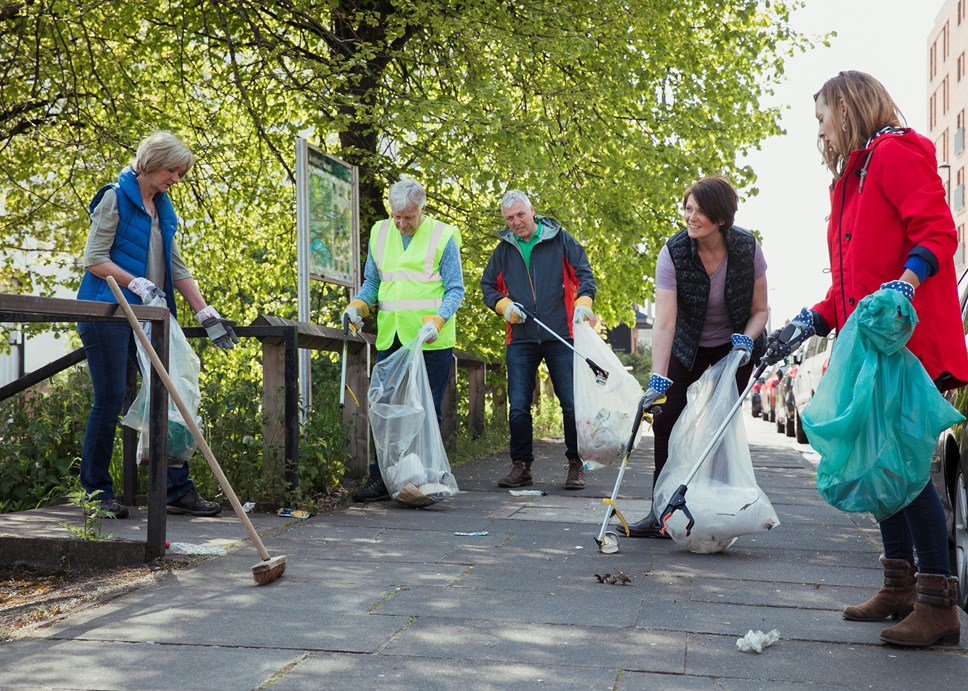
[392,203,424,236]
[815,95,840,156]
[682,194,720,241]
[139,167,187,196]
[502,200,538,241]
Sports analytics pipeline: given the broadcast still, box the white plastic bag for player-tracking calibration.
[368,336,459,507]
[573,322,644,468]
[652,351,779,553]
[120,297,201,467]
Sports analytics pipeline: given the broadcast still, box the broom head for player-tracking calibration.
[251,554,287,585]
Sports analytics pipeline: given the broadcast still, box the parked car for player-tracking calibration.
[931,266,968,612]
[750,376,765,418]
[792,333,836,444]
[776,351,801,438]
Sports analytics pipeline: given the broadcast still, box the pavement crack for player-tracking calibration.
[368,586,407,613]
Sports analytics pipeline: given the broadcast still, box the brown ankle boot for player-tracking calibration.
[843,556,917,622]
[498,460,533,488]
[879,573,961,647]
[564,458,585,490]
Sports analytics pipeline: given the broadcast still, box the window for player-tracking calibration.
[931,92,938,130]
[931,42,938,81]
[959,52,966,81]
[945,76,951,114]
[957,168,965,211]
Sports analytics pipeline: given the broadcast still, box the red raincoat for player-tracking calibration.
[812,129,968,391]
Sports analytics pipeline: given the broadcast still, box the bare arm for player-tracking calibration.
[87,262,141,291]
[744,274,770,338]
[651,287,677,378]
[174,277,208,315]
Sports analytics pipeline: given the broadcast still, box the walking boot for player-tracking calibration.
[843,555,917,622]
[624,510,670,539]
[879,573,961,647]
[564,458,585,490]
[498,460,533,488]
[353,474,390,502]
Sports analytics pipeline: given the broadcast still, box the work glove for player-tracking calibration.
[880,279,915,302]
[643,373,673,412]
[341,299,368,333]
[496,297,527,324]
[195,306,239,349]
[731,333,753,366]
[764,307,816,364]
[573,296,594,324]
[127,277,166,304]
[418,315,444,345]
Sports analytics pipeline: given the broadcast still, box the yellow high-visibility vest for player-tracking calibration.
[371,216,459,350]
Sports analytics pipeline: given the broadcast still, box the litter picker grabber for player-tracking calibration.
[594,392,665,554]
[106,276,287,585]
[655,328,796,538]
[512,302,608,385]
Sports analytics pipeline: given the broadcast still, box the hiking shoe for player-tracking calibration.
[353,475,390,502]
[498,460,533,488]
[167,487,223,516]
[564,458,585,490]
[97,497,129,519]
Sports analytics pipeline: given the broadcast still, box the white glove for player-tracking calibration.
[417,320,439,344]
[573,305,594,324]
[195,306,239,349]
[342,305,364,332]
[504,303,527,324]
[127,277,165,304]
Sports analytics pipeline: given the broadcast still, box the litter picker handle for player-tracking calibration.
[339,313,349,409]
[105,276,272,562]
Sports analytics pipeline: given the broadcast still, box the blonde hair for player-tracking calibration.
[814,71,905,179]
[132,131,195,175]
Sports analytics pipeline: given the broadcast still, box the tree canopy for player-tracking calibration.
[1,0,812,359]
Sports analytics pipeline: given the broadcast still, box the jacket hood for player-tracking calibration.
[496,214,563,244]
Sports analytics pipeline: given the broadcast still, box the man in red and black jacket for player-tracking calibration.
[481,190,597,490]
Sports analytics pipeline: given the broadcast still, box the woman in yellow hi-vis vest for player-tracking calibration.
[341,179,465,502]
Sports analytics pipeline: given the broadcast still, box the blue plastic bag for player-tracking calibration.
[802,289,964,521]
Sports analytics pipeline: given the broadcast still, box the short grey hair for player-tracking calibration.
[132,130,195,175]
[388,178,427,212]
[501,189,532,210]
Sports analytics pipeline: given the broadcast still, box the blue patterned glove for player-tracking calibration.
[643,373,673,410]
[764,308,816,363]
[731,333,753,366]
[880,280,915,302]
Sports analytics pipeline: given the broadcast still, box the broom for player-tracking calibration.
[106,276,286,585]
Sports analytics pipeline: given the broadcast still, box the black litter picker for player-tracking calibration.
[655,322,804,539]
[594,392,666,553]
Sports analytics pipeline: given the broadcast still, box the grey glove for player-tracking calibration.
[127,277,166,304]
[195,306,239,349]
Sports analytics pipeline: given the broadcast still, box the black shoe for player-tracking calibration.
[624,512,670,539]
[97,497,129,519]
[353,475,390,502]
[167,487,223,516]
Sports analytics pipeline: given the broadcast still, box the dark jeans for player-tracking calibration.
[506,339,578,463]
[651,343,753,491]
[880,469,950,575]
[78,321,195,504]
[367,338,454,478]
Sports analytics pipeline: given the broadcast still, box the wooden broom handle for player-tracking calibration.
[106,276,271,561]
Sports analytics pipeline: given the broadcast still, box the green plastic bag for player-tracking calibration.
[802,289,963,521]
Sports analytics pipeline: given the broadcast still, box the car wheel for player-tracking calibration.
[795,410,809,444]
[954,459,968,612]
[776,415,784,434]
[785,416,795,437]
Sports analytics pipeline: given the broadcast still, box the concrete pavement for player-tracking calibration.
[1,411,967,689]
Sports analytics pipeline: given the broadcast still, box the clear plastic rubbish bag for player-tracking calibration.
[803,289,964,521]
[653,350,780,553]
[573,322,645,468]
[120,297,201,467]
[368,335,459,508]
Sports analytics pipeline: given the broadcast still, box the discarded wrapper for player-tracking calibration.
[736,628,780,653]
[242,502,256,513]
[454,531,489,536]
[509,490,547,496]
[168,542,227,556]
[277,508,311,518]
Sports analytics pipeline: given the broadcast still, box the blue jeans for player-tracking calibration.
[78,321,195,503]
[880,481,950,575]
[368,338,453,478]
[506,340,577,462]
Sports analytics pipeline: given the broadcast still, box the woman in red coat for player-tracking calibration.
[778,71,968,647]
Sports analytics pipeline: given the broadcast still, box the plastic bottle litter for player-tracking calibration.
[454,531,489,536]
[167,542,227,556]
[509,490,547,496]
[736,629,780,653]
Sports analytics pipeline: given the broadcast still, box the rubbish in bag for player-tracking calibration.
[736,629,780,653]
[652,350,780,553]
[121,296,202,466]
[803,290,964,521]
[368,336,459,508]
[573,322,645,468]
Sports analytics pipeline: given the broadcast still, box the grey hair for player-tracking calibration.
[388,178,427,212]
[132,131,195,175]
[501,190,532,210]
